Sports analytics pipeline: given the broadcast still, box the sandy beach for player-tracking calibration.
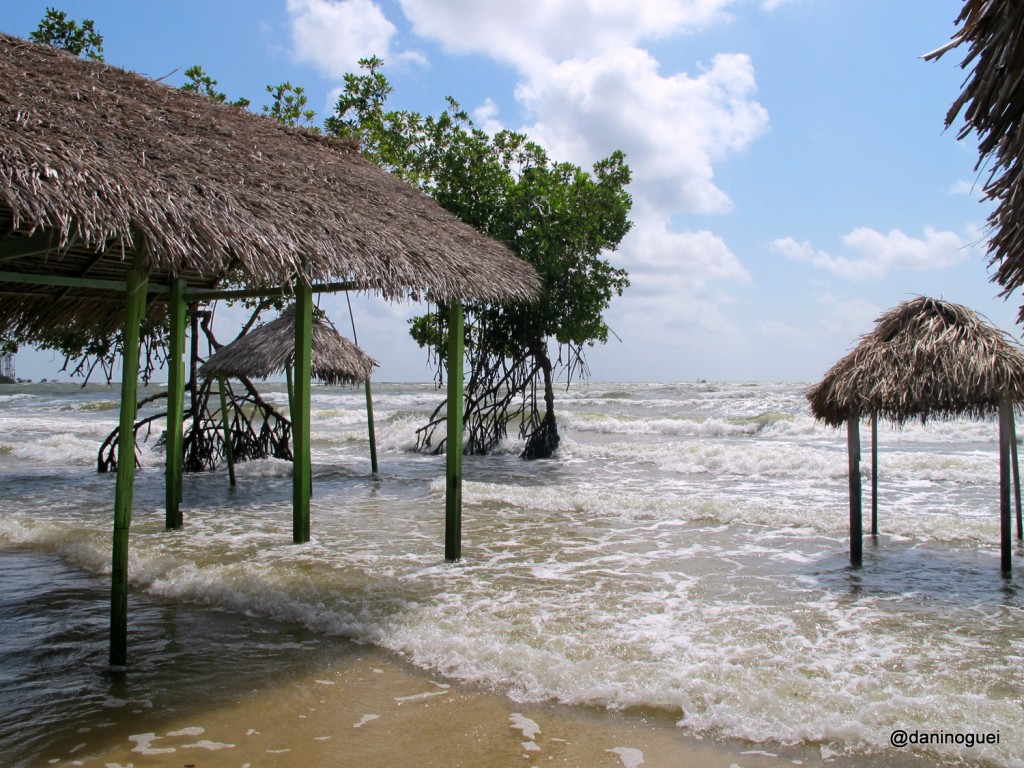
[34,640,940,768]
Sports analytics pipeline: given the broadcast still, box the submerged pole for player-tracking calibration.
[286,365,295,425]
[165,278,186,528]
[218,376,236,487]
[445,303,465,562]
[292,282,313,544]
[365,380,379,474]
[999,397,1013,575]
[847,415,863,567]
[346,291,378,474]
[110,242,150,668]
[1011,406,1022,540]
[871,412,878,536]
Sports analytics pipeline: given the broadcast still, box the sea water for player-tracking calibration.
[1,381,1022,767]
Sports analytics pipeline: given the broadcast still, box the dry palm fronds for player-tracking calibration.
[925,2,1024,319]
[0,33,540,338]
[807,297,1024,426]
[200,306,376,386]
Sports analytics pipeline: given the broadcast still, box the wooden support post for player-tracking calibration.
[110,243,150,668]
[1011,406,1022,540]
[445,303,464,562]
[292,284,313,544]
[165,279,186,529]
[365,379,379,474]
[847,415,863,567]
[218,376,236,487]
[999,397,1013,575]
[871,413,878,536]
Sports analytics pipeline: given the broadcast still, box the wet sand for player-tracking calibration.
[36,643,941,768]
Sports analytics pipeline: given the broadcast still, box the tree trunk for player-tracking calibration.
[523,344,560,459]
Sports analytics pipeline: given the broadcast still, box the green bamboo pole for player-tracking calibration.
[445,303,464,562]
[165,279,186,529]
[186,279,359,301]
[0,269,168,294]
[847,415,863,567]
[999,397,1013,576]
[110,243,150,668]
[292,284,313,544]
[218,376,236,488]
[871,412,878,536]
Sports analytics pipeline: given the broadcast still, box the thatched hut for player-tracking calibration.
[924,2,1024,322]
[200,306,379,484]
[0,34,539,341]
[200,306,377,386]
[0,33,539,665]
[807,297,1024,573]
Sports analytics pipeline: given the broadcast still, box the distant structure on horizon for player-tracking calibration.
[0,349,14,383]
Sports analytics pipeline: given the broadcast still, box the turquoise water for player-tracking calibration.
[1,381,1022,767]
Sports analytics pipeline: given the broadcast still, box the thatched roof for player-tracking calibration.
[0,33,540,339]
[200,306,376,386]
[925,2,1024,321]
[807,297,1024,427]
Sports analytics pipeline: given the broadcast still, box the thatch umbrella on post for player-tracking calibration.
[199,306,378,485]
[201,306,376,387]
[807,297,1024,574]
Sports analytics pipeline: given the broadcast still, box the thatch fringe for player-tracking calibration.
[807,297,1024,427]
[200,306,376,386]
[0,33,540,338]
[925,2,1024,320]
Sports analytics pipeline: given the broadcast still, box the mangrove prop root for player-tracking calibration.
[98,305,292,474]
[97,377,292,473]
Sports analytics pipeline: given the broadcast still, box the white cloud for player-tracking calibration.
[772,226,972,281]
[609,209,751,337]
[391,1,768,215]
[398,0,735,66]
[813,294,882,341]
[286,0,423,78]
[517,49,768,214]
[473,98,504,136]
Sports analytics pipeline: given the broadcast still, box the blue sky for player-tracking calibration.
[4,0,1012,383]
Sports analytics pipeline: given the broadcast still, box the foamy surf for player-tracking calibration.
[1,381,1022,767]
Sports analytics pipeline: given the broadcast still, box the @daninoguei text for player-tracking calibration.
[890,730,1000,749]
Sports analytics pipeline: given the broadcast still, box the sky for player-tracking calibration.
[3,0,1014,383]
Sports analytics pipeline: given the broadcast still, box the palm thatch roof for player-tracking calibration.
[924,2,1024,320]
[0,33,540,340]
[807,297,1024,427]
[200,306,376,386]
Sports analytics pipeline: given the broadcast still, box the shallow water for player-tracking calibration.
[1,381,1022,767]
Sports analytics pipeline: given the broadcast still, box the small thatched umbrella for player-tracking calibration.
[201,306,376,386]
[807,297,1024,573]
[200,306,378,486]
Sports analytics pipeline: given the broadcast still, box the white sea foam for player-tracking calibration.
[607,747,645,767]
[3,381,1023,766]
[510,713,541,740]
